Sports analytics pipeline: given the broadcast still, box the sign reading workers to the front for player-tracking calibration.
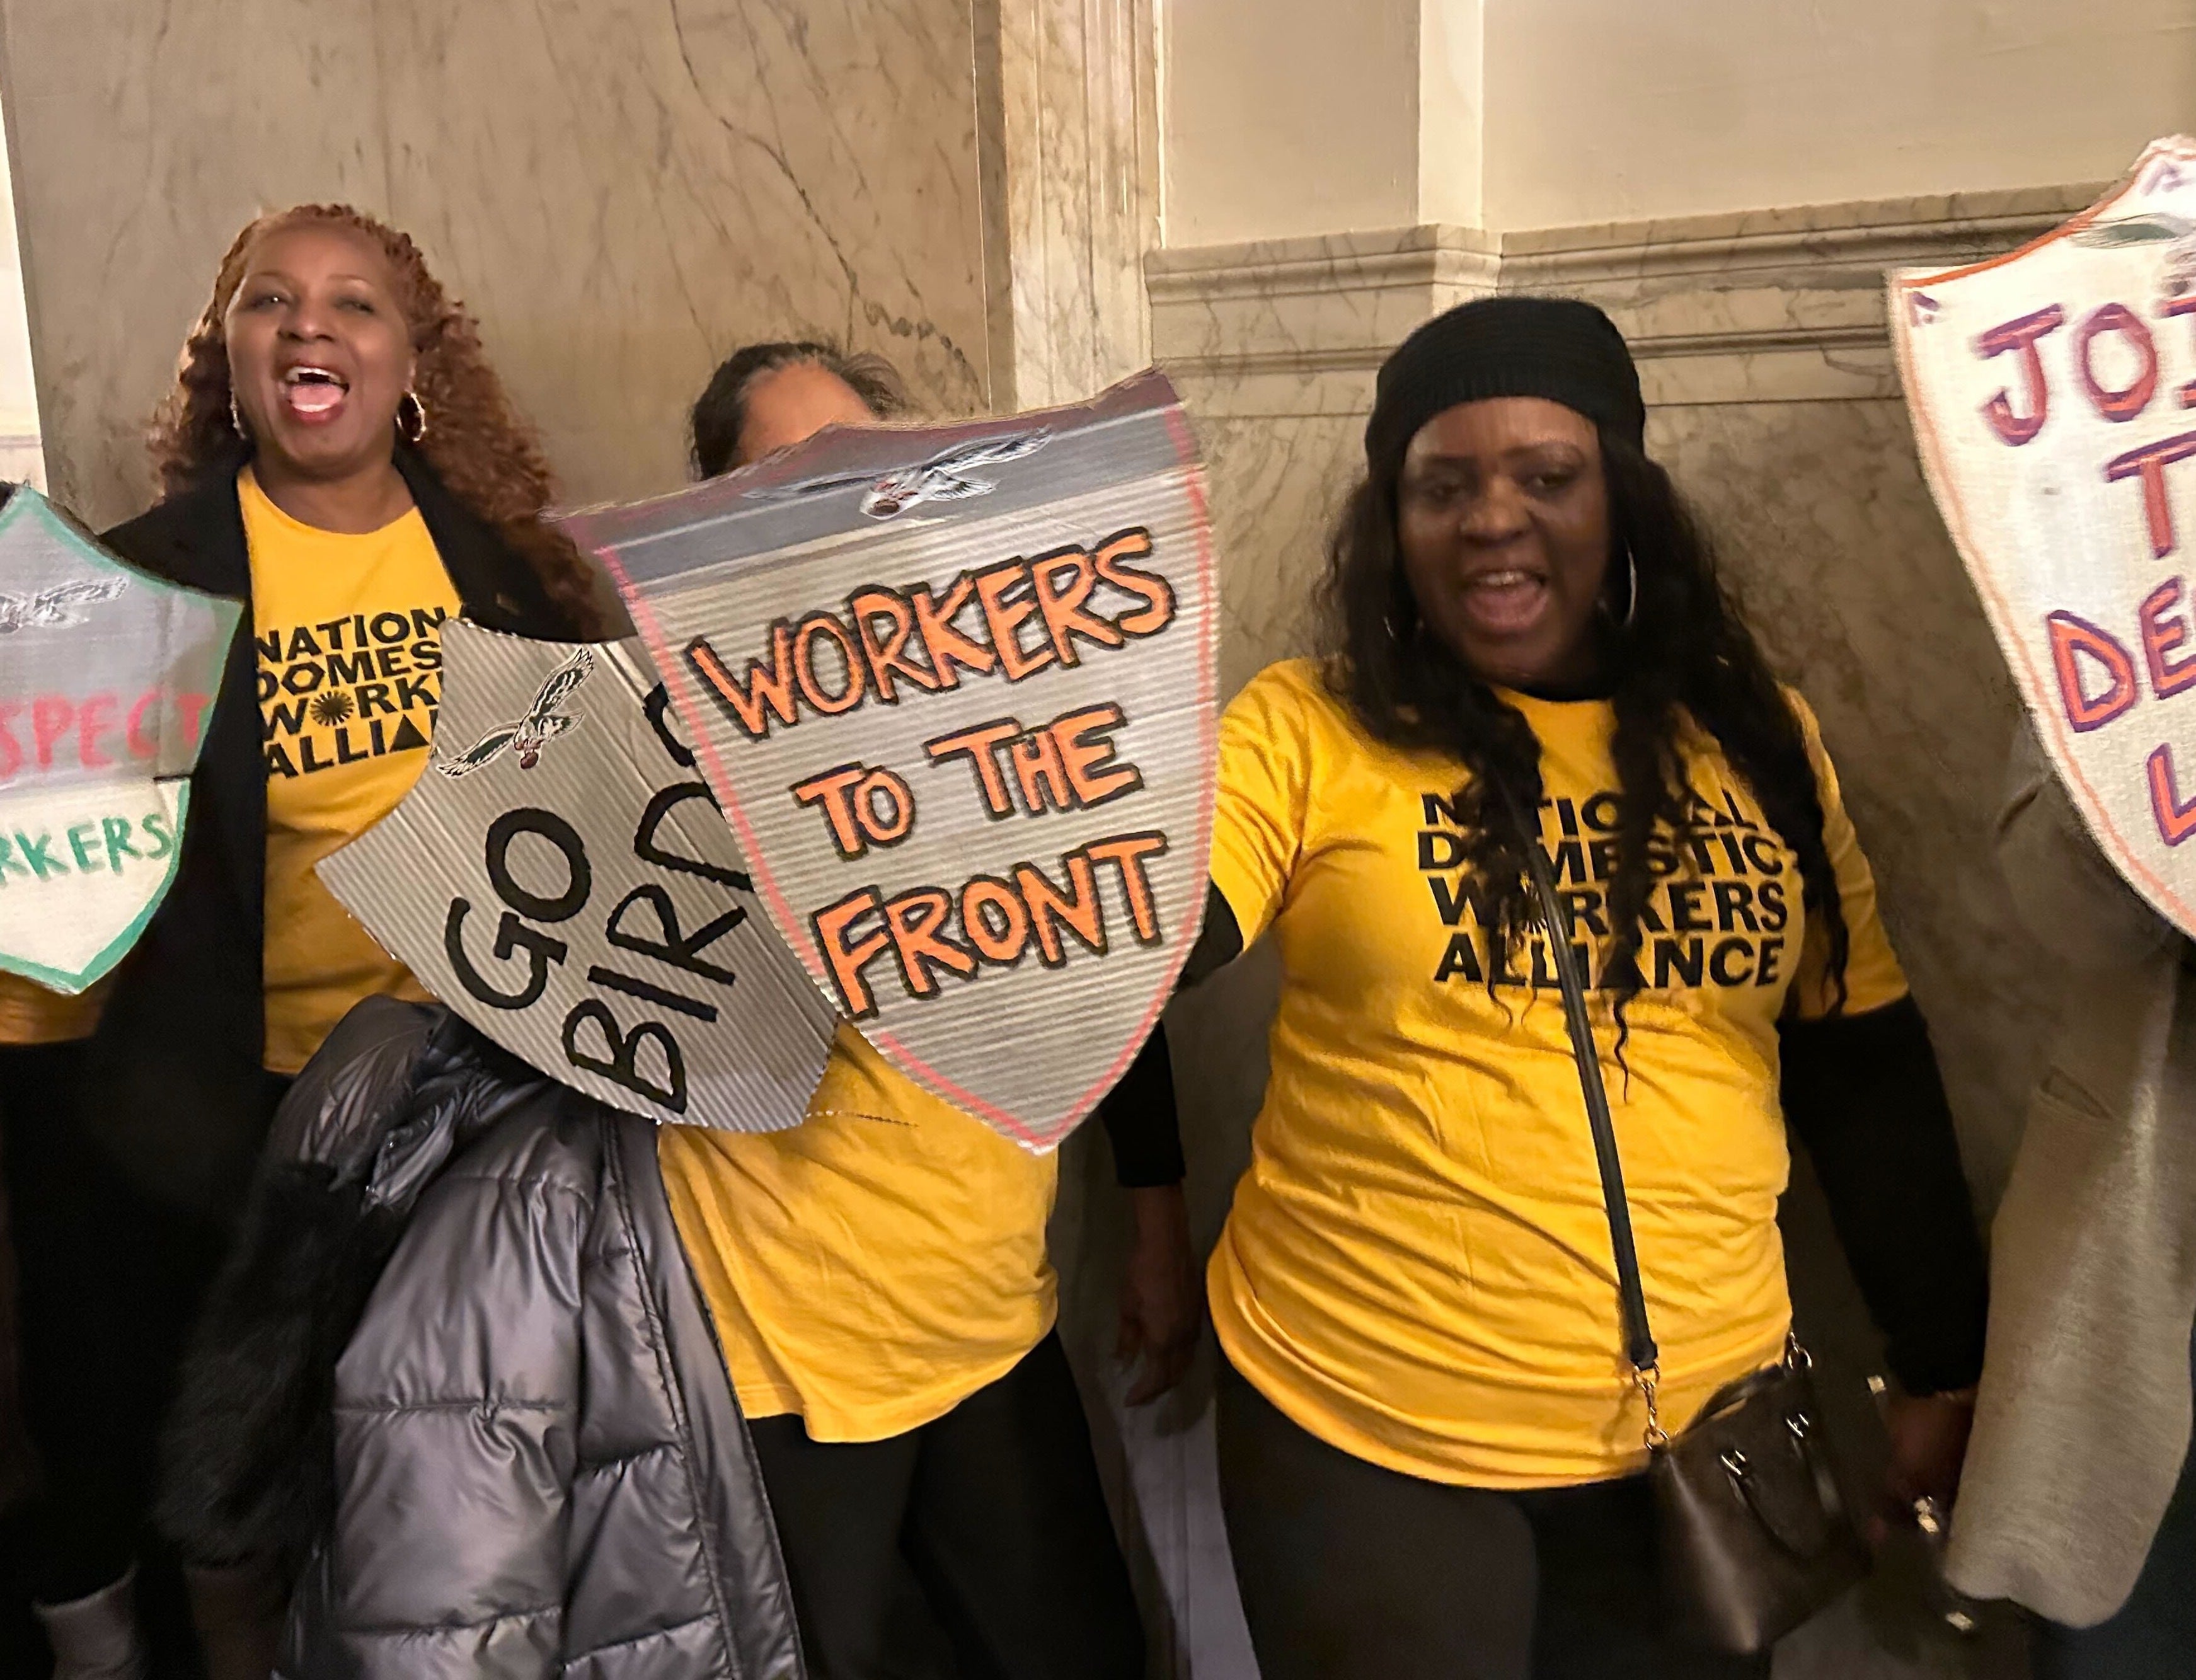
[319,623,837,1131]
[1895,135,2196,938]
[563,371,1219,1151]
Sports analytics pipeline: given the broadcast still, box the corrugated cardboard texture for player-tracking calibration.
[0,486,236,991]
[320,622,837,1131]
[1895,136,2196,938]
[565,371,1219,1151]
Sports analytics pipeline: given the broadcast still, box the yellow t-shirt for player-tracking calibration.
[1205,659,1907,1488]
[243,469,459,1074]
[660,1022,1059,1442]
[0,973,103,1044]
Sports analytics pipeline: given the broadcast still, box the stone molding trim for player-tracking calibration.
[1147,184,2102,413]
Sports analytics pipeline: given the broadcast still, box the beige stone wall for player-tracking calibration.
[1161,0,2196,239]
[1483,0,2196,226]
[0,0,994,531]
[1161,0,1423,245]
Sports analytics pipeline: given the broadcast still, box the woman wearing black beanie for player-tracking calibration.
[1168,296,1989,1675]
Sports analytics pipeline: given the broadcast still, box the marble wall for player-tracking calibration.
[0,0,993,530]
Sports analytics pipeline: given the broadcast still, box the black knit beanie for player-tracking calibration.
[1365,295,1645,482]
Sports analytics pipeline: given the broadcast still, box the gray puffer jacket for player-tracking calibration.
[157,996,805,1680]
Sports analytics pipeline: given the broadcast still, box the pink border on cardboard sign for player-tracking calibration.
[1893,137,2196,936]
[597,406,1222,1148]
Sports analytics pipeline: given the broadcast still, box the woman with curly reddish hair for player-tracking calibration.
[14,204,604,1680]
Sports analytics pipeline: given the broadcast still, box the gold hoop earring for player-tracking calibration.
[398,389,428,445]
[229,392,248,440]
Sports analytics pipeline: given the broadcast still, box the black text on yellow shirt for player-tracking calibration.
[255,607,448,780]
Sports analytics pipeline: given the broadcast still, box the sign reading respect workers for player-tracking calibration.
[0,487,235,993]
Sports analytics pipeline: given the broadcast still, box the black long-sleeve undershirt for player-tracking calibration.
[1087,885,1243,1188]
[1095,1022,1186,1188]
[1778,994,1987,1395]
[1132,886,1987,1392]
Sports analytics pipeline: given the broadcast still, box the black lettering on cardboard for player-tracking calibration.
[446,900,566,1009]
[563,1000,687,1112]
[587,964,718,1022]
[486,808,591,923]
[635,783,746,889]
[606,885,744,988]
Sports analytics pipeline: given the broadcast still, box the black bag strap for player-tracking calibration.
[1488,778,1662,1398]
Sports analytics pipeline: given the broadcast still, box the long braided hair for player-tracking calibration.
[149,203,609,636]
[1321,424,1848,1046]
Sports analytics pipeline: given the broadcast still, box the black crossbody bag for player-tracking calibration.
[1493,778,1868,1656]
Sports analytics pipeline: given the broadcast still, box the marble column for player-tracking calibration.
[977,0,1158,411]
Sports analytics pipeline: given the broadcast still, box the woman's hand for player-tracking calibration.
[1873,1388,1976,1546]
[1117,1184,1202,1405]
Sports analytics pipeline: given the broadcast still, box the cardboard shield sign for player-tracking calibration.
[1895,137,2196,935]
[563,370,1219,1149]
[0,487,235,992]
[319,622,838,1131]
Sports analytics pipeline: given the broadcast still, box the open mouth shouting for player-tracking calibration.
[279,363,350,423]
[1456,565,1551,639]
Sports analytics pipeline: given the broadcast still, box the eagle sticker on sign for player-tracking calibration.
[1895,135,2196,938]
[319,623,838,1131]
[0,486,236,993]
[563,370,1219,1151]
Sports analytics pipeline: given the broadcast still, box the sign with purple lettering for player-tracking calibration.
[319,623,837,1131]
[1896,135,2196,937]
[0,486,235,992]
[561,371,1219,1151]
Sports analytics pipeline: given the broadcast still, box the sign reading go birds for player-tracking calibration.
[561,371,1219,1150]
[1895,135,2196,938]
[320,623,837,1131]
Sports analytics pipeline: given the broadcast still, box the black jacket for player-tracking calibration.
[86,453,589,1221]
[161,996,804,1679]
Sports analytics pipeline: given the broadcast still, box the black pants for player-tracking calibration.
[1216,1355,1772,1680]
[745,1332,1146,1680]
[0,1041,259,1677]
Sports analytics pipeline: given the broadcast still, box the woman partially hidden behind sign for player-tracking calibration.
[655,343,1189,1680]
[1153,297,1994,1677]
[11,206,606,1677]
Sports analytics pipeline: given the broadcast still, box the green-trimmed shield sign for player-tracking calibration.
[0,488,235,992]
